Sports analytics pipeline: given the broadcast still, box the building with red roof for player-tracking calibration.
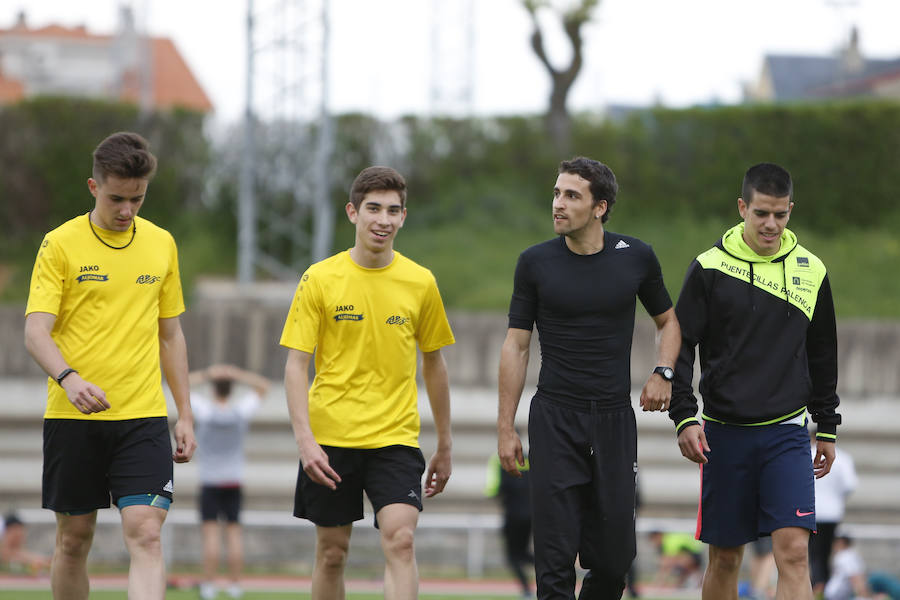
[0,8,212,113]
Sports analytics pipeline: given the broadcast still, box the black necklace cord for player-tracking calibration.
[88,210,136,250]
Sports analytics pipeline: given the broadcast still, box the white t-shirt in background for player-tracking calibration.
[193,391,260,486]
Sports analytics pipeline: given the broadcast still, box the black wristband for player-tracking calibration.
[55,368,77,386]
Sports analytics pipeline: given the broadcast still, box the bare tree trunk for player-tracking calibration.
[524,0,598,156]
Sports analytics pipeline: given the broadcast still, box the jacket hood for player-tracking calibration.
[718,223,798,263]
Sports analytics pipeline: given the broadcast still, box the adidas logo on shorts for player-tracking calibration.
[163,480,174,493]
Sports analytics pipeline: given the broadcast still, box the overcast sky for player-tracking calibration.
[2,0,898,123]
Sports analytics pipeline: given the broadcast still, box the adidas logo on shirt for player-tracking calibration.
[615,240,630,249]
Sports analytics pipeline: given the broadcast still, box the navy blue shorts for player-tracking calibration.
[294,444,425,528]
[697,420,814,547]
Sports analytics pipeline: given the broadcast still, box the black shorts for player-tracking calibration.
[294,444,425,528]
[200,485,242,523]
[43,417,174,513]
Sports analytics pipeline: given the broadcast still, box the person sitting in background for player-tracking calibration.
[189,364,271,600]
[824,533,900,600]
[0,513,51,574]
[649,531,704,589]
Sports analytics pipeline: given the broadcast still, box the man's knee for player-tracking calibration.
[316,528,351,572]
[381,525,416,562]
[317,543,349,572]
[121,509,164,554]
[774,531,810,571]
[127,523,162,554]
[55,521,96,560]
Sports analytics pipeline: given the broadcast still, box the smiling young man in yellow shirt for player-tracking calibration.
[281,166,454,600]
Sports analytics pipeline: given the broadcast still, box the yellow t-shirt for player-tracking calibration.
[25,213,185,420]
[280,250,455,449]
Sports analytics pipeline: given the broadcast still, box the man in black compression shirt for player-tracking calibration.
[497,157,681,600]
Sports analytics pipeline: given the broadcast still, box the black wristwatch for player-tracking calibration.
[652,366,674,382]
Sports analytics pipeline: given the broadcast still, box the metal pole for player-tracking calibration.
[137,0,153,119]
[464,0,475,115]
[238,0,256,283]
[311,0,333,263]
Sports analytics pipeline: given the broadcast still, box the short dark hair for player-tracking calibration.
[558,157,618,223]
[3,513,23,528]
[92,132,157,183]
[835,533,854,546]
[742,162,792,204]
[349,166,407,210]
[212,378,233,398]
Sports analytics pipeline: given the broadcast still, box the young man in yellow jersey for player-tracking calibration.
[24,132,196,600]
[281,166,454,600]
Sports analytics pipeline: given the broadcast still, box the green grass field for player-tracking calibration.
[0,593,678,600]
[0,585,683,599]
[4,592,414,600]
[0,592,661,600]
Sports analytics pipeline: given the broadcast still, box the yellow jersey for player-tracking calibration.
[280,250,455,449]
[26,213,185,420]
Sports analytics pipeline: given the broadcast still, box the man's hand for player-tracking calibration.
[172,418,197,463]
[640,373,671,412]
[813,439,836,479]
[498,428,525,476]
[62,374,110,414]
[298,437,341,490]
[677,424,709,464]
[424,447,452,497]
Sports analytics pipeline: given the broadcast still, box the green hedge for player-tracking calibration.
[5,98,896,248]
[2,98,898,315]
[384,101,900,232]
[0,97,210,249]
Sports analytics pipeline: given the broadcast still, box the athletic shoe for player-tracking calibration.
[199,581,217,600]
